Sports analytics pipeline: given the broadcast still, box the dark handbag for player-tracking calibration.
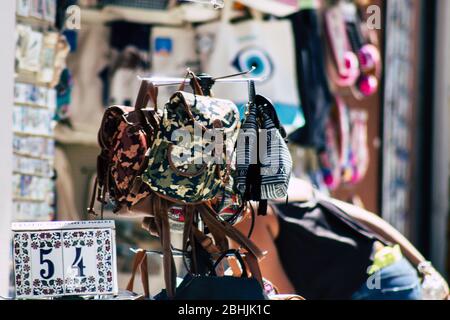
[155,250,267,300]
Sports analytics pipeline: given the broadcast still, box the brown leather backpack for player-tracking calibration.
[88,80,160,218]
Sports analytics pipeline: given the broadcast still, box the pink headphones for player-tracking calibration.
[355,44,382,97]
[324,6,361,88]
[338,51,361,87]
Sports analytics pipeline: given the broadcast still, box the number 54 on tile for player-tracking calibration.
[12,220,118,299]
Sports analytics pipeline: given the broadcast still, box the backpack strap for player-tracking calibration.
[182,206,196,274]
[87,177,98,215]
[201,211,229,253]
[197,203,265,260]
[243,250,264,287]
[153,197,177,298]
[178,70,204,96]
[191,226,225,276]
[135,80,158,111]
[126,249,150,298]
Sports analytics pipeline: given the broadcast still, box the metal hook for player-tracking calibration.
[182,0,225,9]
[213,66,257,81]
[137,66,264,87]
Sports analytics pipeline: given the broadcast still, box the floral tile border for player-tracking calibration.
[13,227,116,299]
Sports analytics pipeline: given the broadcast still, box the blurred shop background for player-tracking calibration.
[0,0,449,295]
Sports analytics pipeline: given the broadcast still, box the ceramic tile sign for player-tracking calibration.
[12,220,118,299]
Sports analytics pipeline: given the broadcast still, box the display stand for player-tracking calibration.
[14,11,58,222]
[0,0,16,298]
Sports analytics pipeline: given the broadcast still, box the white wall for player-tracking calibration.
[0,1,15,297]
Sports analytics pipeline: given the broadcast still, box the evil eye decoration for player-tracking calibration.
[232,47,274,82]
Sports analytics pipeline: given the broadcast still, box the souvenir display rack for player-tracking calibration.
[13,0,59,221]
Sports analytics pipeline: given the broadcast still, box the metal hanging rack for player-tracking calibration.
[130,247,247,258]
[138,66,264,96]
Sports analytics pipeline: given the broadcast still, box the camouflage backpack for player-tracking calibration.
[138,72,264,298]
[142,90,240,203]
[88,80,161,217]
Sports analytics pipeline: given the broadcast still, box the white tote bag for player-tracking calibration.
[196,6,304,134]
[150,26,198,105]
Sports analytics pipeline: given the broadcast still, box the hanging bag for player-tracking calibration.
[155,249,267,300]
[89,80,161,218]
[138,71,264,298]
[196,1,304,135]
[142,71,240,204]
[236,93,292,215]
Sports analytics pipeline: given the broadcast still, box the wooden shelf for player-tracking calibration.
[13,131,54,139]
[16,15,55,29]
[81,6,185,26]
[14,102,50,110]
[13,197,50,203]
[15,73,53,88]
[13,151,54,161]
[13,171,54,179]
[79,4,231,26]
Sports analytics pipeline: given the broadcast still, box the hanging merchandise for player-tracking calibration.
[37,32,59,84]
[340,0,382,98]
[337,103,353,185]
[348,109,369,184]
[154,250,267,300]
[287,5,334,149]
[235,92,293,215]
[54,67,73,125]
[317,96,350,190]
[196,2,304,136]
[324,3,360,88]
[318,96,369,190]
[90,80,161,218]
[15,25,44,74]
[318,118,341,190]
[142,73,240,205]
[151,26,199,104]
[91,72,265,298]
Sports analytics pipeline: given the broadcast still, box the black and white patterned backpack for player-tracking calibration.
[235,93,292,215]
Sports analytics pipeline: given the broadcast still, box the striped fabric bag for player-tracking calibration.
[236,94,292,214]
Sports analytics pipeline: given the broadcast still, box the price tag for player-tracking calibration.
[12,220,118,299]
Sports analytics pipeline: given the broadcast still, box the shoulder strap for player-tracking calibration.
[197,203,265,260]
[317,199,390,245]
[178,70,204,96]
[126,250,150,298]
[153,197,177,298]
[135,80,159,111]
